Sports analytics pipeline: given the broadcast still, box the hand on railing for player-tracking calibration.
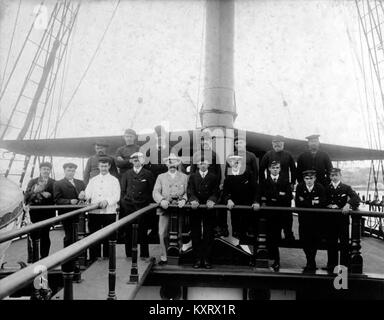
[206,200,215,209]
[252,202,260,211]
[190,200,199,209]
[160,199,169,210]
[342,203,351,215]
[177,199,186,208]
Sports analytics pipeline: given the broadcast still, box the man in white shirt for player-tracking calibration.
[85,157,121,260]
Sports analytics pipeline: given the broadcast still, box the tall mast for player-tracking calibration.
[200,0,236,129]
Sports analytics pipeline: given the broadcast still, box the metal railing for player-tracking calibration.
[0,203,158,300]
[1,202,380,300]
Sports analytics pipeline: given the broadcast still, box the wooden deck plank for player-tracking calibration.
[52,245,160,300]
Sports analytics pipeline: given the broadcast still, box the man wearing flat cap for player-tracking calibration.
[324,168,360,272]
[259,134,296,240]
[120,152,155,259]
[84,141,118,185]
[24,162,56,259]
[297,134,333,187]
[152,153,188,265]
[54,162,86,272]
[115,128,140,177]
[295,169,326,272]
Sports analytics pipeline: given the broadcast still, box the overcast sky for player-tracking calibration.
[0,0,380,150]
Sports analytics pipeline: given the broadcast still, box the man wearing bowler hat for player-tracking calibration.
[84,141,118,185]
[259,134,296,240]
[115,128,140,176]
[297,134,333,187]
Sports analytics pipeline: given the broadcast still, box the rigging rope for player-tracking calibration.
[50,0,121,137]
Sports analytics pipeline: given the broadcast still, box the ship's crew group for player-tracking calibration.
[24,129,361,273]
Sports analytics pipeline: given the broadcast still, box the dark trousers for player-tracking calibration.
[190,208,215,261]
[88,213,117,260]
[267,212,283,262]
[61,216,79,272]
[216,209,228,230]
[298,214,321,265]
[29,210,55,259]
[282,212,294,239]
[326,214,350,267]
[120,202,150,258]
[231,208,258,242]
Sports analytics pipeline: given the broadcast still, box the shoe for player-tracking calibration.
[193,260,202,269]
[203,260,212,269]
[271,261,280,272]
[181,240,192,252]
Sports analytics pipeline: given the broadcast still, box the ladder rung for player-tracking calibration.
[27,39,49,53]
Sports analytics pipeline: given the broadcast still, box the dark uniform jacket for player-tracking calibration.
[222,169,259,205]
[295,182,326,209]
[84,154,118,185]
[326,182,360,210]
[259,150,296,185]
[296,150,333,186]
[190,149,222,184]
[25,177,56,206]
[144,147,169,180]
[53,178,86,206]
[187,171,220,204]
[115,144,140,175]
[260,175,292,207]
[120,168,155,205]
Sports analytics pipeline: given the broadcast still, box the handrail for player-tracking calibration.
[0,204,99,244]
[0,203,158,300]
[167,204,382,217]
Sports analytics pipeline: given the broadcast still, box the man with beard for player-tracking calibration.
[115,128,140,176]
[84,142,118,185]
[25,162,56,259]
[152,153,188,265]
[259,135,296,240]
[297,134,333,187]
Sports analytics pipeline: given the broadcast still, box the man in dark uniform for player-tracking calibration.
[223,155,260,244]
[325,168,360,272]
[24,162,56,259]
[295,170,326,272]
[191,131,224,236]
[120,152,155,258]
[115,128,140,177]
[84,142,118,185]
[53,163,86,271]
[187,156,220,269]
[296,134,333,187]
[259,135,295,240]
[260,161,292,271]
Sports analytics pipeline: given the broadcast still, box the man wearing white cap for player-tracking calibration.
[153,153,188,265]
[120,152,155,258]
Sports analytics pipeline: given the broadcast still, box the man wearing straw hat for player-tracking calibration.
[153,153,188,265]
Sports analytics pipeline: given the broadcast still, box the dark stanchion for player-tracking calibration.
[167,207,180,265]
[350,215,363,274]
[63,271,74,300]
[129,223,139,283]
[27,235,33,263]
[254,214,269,268]
[32,238,40,263]
[107,238,117,300]
[72,221,82,283]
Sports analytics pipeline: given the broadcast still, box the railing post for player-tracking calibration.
[72,221,82,283]
[254,212,269,268]
[63,271,74,300]
[129,223,139,283]
[27,234,33,263]
[107,238,117,300]
[350,214,363,274]
[32,238,40,262]
[167,207,180,265]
